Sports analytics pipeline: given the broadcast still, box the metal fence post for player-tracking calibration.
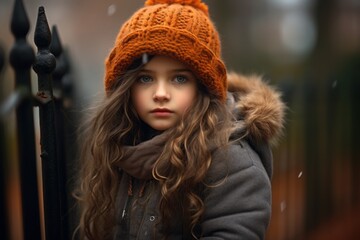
[9,0,41,239]
[32,6,62,240]
[0,43,10,240]
[51,27,79,238]
[50,24,71,239]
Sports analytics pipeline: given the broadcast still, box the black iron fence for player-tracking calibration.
[1,0,360,240]
[0,0,76,239]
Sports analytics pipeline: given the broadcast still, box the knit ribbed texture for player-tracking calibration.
[105,0,227,101]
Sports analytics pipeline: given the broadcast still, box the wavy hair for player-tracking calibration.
[75,64,234,239]
[153,91,233,237]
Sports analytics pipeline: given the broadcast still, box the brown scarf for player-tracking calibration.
[114,132,169,180]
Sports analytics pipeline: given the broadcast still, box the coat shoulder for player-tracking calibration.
[207,140,270,184]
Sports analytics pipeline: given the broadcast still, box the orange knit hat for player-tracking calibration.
[105,0,227,101]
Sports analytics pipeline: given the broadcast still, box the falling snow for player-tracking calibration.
[107,4,117,16]
[280,201,287,212]
[332,80,337,88]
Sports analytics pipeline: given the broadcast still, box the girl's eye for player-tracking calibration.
[137,75,153,83]
[174,75,187,84]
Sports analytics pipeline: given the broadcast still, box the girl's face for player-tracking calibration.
[131,55,198,131]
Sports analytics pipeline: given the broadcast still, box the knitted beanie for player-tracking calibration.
[105,0,227,101]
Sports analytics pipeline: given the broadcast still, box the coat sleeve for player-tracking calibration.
[200,141,272,240]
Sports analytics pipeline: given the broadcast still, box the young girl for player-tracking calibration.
[76,0,285,239]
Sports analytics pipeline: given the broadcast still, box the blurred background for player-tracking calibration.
[0,0,359,239]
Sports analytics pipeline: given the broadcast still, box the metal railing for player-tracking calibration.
[0,0,75,239]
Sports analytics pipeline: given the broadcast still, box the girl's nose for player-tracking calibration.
[153,82,170,102]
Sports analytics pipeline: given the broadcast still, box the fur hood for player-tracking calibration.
[227,72,285,145]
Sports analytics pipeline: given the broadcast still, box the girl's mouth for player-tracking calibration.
[150,108,173,117]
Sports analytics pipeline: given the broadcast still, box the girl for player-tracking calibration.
[76,0,285,239]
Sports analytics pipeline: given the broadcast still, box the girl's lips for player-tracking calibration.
[150,108,173,117]
[150,108,173,113]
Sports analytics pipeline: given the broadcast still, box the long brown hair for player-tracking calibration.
[75,64,234,239]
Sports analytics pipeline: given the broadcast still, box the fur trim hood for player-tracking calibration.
[227,72,285,145]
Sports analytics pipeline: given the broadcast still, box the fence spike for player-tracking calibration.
[34,6,52,50]
[33,6,56,75]
[10,0,30,39]
[10,0,34,70]
[50,25,63,58]
[50,25,67,98]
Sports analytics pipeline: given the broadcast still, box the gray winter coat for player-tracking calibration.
[113,73,285,239]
